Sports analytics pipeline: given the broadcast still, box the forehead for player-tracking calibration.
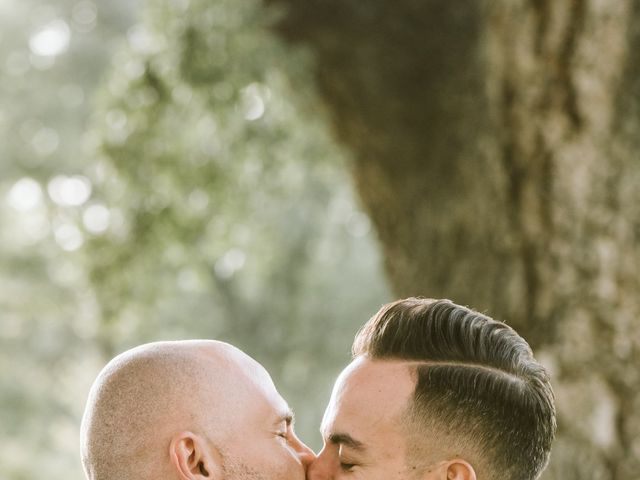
[322,357,416,440]
[201,347,291,423]
[247,361,290,415]
[234,355,290,416]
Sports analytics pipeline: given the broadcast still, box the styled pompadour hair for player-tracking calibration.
[353,297,556,480]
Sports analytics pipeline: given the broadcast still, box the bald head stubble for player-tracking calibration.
[81,341,249,480]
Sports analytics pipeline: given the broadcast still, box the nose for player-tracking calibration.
[306,447,330,480]
[297,442,316,471]
[291,435,316,471]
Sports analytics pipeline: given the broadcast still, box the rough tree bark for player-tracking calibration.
[266,1,640,478]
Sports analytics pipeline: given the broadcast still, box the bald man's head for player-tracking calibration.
[80,340,314,480]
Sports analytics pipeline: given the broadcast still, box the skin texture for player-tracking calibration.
[80,340,314,480]
[308,357,476,480]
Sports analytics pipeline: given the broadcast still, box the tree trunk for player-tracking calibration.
[266,0,640,477]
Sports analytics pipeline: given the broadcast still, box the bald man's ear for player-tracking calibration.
[444,459,476,480]
[170,432,222,480]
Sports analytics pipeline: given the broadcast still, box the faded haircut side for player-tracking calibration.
[353,298,556,480]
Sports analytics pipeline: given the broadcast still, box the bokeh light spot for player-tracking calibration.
[127,25,164,54]
[214,248,246,279]
[346,211,371,237]
[82,204,110,233]
[105,109,128,131]
[188,189,209,211]
[7,177,43,212]
[177,268,200,291]
[54,223,84,251]
[29,19,71,57]
[47,175,92,206]
[242,84,266,121]
[32,127,60,156]
[72,1,97,26]
[171,85,193,105]
[124,59,145,80]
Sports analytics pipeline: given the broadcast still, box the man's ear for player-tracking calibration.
[169,431,223,480]
[444,459,476,480]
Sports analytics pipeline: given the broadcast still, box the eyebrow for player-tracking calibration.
[326,432,366,452]
[274,408,295,427]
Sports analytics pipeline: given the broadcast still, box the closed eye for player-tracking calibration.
[340,462,356,472]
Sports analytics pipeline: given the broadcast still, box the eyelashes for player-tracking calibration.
[340,462,356,472]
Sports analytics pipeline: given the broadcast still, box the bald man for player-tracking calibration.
[80,340,314,480]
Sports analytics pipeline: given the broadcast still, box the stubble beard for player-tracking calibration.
[221,453,270,480]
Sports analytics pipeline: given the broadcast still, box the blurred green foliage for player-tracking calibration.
[0,0,389,478]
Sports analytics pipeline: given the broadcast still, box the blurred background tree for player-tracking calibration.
[1,0,145,477]
[0,0,389,478]
[3,0,639,479]
[266,1,640,478]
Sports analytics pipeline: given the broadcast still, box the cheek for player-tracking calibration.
[268,445,306,480]
[240,439,305,480]
[311,453,408,480]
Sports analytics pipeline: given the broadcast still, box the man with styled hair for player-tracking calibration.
[309,297,556,480]
[80,340,314,480]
